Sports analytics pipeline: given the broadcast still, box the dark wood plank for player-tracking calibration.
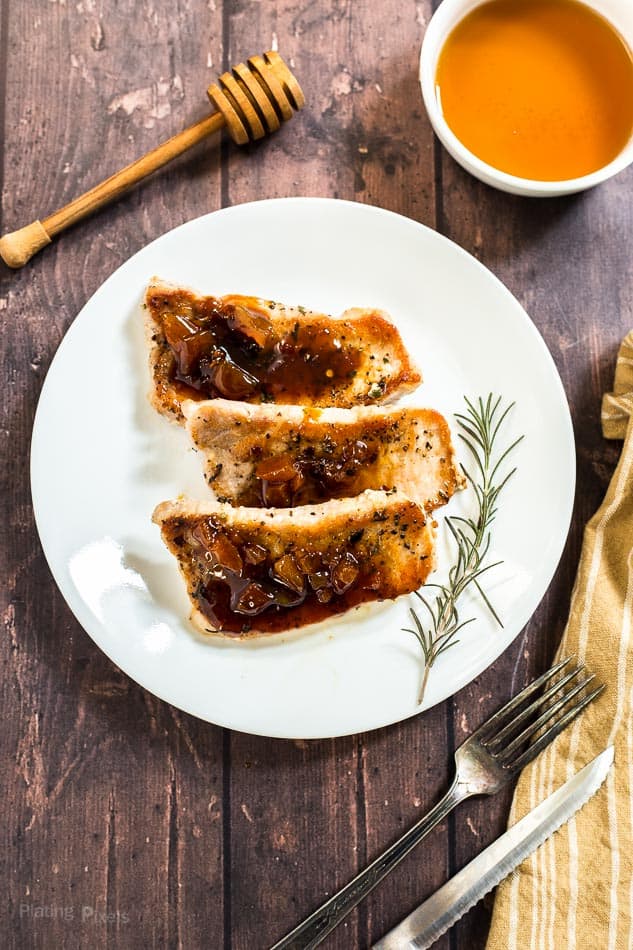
[0,1,227,947]
[223,5,365,947]
[228,735,362,950]
[360,711,453,949]
[340,2,454,946]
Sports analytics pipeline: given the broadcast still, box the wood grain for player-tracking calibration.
[1,0,631,948]
[0,50,305,269]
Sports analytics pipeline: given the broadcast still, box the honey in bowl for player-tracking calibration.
[435,0,633,181]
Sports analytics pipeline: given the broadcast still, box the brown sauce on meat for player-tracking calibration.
[148,290,362,404]
[253,439,379,507]
[180,519,382,634]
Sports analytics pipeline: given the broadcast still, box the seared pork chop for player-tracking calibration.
[153,490,434,636]
[144,279,421,422]
[183,399,465,511]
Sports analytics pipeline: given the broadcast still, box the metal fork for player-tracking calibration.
[271,656,604,950]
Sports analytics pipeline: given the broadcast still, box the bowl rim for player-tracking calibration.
[419,0,633,195]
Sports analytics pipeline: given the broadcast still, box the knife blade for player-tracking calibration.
[373,746,614,950]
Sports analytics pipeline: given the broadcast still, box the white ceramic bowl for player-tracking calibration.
[420,0,633,196]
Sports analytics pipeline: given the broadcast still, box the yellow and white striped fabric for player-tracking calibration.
[486,330,633,950]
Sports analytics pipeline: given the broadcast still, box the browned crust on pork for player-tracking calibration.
[153,490,435,636]
[183,400,465,511]
[144,278,422,423]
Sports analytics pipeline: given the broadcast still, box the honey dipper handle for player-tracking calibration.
[0,111,224,269]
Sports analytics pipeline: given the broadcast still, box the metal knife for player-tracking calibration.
[373,745,614,950]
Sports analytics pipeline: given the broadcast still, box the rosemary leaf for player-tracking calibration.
[407,394,524,705]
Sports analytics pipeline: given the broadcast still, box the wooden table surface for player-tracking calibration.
[1,2,630,948]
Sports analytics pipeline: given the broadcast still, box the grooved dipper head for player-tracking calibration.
[207,50,305,145]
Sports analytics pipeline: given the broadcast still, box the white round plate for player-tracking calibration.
[31,198,574,739]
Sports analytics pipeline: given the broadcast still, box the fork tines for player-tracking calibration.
[478,657,605,772]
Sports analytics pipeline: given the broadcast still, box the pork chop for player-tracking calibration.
[183,399,465,511]
[153,489,435,636]
[144,278,422,422]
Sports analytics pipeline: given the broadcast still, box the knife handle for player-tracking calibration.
[270,777,469,950]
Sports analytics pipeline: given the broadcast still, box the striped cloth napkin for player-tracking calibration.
[486,330,633,950]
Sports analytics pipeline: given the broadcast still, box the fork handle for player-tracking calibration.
[271,776,470,949]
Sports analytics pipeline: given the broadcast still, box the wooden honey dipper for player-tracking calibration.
[0,51,304,269]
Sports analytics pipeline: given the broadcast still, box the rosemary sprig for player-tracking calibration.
[404,394,523,705]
